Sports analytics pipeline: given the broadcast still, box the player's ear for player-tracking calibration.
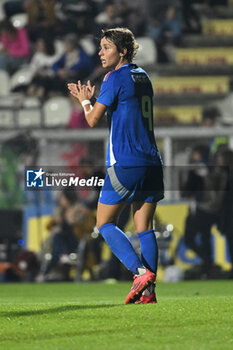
[120,48,127,58]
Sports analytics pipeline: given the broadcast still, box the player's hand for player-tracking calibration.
[87,80,95,98]
[67,80,95,102]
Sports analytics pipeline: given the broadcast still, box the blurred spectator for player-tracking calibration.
[182,144,227,276]
[0,18,30,74]
[25,36,60,96]
[181,0,202,34]
[26,34,94,99]
[73,158,106,281]
[1,131,54,207]
[216,149,233,278]
[52,33,93,81]
[94,2,123,35]
[55,0,97,36]
[181,144,209,201]
[38,188,79,281]
[28,36,58,79]
[24,0,57,41]
[52,33,92,88]
[37,183,98,282]
[3,0,26,18]
[95,0,147,36]
[147,0,182,63]
[67,94,90,129]
[113,0,147,37]
[202,106,220,127]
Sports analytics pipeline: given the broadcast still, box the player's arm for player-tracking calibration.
[82,101,107,128]
[68,80,107,127]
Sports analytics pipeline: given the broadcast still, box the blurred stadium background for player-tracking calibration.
[0,0,233,284]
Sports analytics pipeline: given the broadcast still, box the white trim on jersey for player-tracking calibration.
[109,121,116,166]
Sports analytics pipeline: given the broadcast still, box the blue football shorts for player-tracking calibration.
[98,163,164,205]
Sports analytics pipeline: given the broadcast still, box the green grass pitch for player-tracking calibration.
[0,280,233,350]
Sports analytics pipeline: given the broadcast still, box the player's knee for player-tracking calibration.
[96,214,104,230]
[135,222,153,233]
[96,220,103,230]
[96,219,109,230]
[96,221,103,230]
[96,220,116,230]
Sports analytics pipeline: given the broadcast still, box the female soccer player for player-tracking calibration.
[68,28,164,304]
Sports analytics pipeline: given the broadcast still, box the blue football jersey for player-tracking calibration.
[97,63,161,167]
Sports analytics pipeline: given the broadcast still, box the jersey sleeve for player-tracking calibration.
[97,71,118,107]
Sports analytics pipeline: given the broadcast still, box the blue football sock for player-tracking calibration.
[99,223,143,274]
[138,229,158,275]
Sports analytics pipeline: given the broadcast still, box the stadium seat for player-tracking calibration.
[80,35,96,56]
[0,70,10,96]
[134,37,157,67]
[10,13,28,28]
[43,97,71,127]
[217,93,233,125]
[10,67,31,91]
[18,97,42,128]
[0,111,14,128]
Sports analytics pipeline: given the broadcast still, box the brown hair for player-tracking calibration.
[101,27,139,62]
[0,19,17,36]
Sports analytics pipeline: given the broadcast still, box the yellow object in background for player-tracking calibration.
[212,226,231,270]
[154,106,202,124]
[156,203,231,271]
[27,215,52,252]
[152,76,229,95]
[176,48,233,65]
[203,19,233,35]
[156,203,188,268]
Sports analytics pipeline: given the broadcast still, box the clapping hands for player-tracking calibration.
[67,80,95,103]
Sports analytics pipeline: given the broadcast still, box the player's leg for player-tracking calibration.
[97,201,155,303]
[98,165,156,303]
[123,201,158,304]
[133,201,156,232]
[132,201,158,304]
[133,201,158,273]
[97,165,145,276]
[96,202,144,275]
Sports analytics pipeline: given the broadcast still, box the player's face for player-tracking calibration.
[99,37,125,70]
